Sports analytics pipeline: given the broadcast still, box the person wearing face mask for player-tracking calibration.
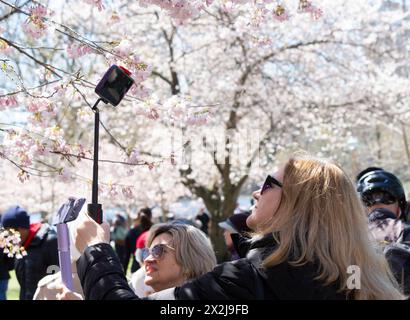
[356,168,409,245]
[58,155,405,300]
[356,168,410,295]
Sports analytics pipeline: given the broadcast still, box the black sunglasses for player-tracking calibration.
[142,243,175,261]
[261,175,283,195]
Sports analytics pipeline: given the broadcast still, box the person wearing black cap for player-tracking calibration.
[1,206,59,300]
[357,168,410,295]
[357,168,409,243]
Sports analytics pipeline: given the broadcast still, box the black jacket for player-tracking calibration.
[124,225,143,273]
[0,252,14,280]
[77,235,349,300]
[15,223,59,300]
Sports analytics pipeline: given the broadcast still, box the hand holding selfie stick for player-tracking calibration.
[88,65,134,224]
[53,197,86,291]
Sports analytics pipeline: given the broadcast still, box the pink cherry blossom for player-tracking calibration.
[107,183,120,198]
[17,170,30,183]
[129,84,151,100]
[148,107,160,120]
[122,186,134,199]
[57,168,73,182]
[113,39,133,58]
[298,0,323,20]
[26,98,49,113]
[77,107,94,122]
[67,43,94,59]
[186,110,210,126]
[44,126,65,144]
[23,5,49,39]
[125,148,139,165]
[138,0,205,23]
[0,39,12,54]
[0,95,18,110]
[83,0,105,11]
[273,4,290,22]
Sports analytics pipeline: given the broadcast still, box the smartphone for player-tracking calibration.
[95,65,134,106]
[53,198,86,225]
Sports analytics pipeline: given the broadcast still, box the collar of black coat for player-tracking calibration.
[231,233,276,259]
[249,233,276,249]
[368,208,397,223]
[246,233,277,263]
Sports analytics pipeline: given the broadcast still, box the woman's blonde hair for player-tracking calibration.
[147,222,217,280]
[261,154,404,300]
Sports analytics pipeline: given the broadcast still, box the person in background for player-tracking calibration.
[0,214,15,300]
[1,206,59,300]
[356,168,408,244]
[218,212,251,260]
[110,213,128,272]
[233,202,243,214]
[124,208,153,274]
[0,251,13,300]
[357,167,410,295]
[129,229,153,297]
[195,207,210,235]
[124,212,142,274]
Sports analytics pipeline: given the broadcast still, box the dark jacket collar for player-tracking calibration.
[231,233,276,259]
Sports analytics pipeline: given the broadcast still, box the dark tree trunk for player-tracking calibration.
[202,187,241,262]
[209,216,231,263]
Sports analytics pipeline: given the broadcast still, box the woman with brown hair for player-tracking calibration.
[59,154,404,300]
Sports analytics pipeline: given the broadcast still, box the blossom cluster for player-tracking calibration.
[0,228,27,259]
[136,0,322,24]
[20,1,323,45]
[67,43,94,59]
[133,95,213,126]
[106,39,153,100]
[0,39,12,55]
[22,4,50,39]
[83,0,105,11]
[138,0,206,24]
[0,95,18,110]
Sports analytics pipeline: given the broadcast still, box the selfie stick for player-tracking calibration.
[88,65,134,224]
[88,98,104,224]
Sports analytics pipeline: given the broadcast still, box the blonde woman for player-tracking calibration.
[59,154,404,300]
[129,222,217,295]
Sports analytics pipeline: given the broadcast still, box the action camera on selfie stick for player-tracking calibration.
[88,65,134,224]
